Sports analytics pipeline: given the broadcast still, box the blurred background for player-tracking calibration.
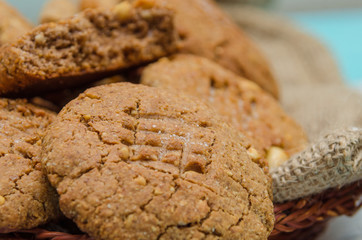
[277,0,362,91]
[4,0,362,239]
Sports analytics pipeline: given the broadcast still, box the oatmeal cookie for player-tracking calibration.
[80,0,279,98]
[0,0,33,46]
[141,55,308,167]
[0,0,178,96]
[42,83,274,240]
[0,99,60,233]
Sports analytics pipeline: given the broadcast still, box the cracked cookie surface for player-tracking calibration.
[0,99,60,233]
[141,55,308,168]
[42,83,274,240]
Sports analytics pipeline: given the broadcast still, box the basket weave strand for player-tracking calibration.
[270,180,362,239]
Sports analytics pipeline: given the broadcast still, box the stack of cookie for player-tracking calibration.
[0,0,308,239]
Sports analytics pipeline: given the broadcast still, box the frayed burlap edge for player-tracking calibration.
[271,127,362,203]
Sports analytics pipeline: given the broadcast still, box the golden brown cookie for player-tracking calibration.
[80,0,279,98]
[37,75,126,112]
[0,0,33,46]
[0,0,178,96]
[0,99,60,233]
[81,0,119,10]
[141,55,308,167]
[42,83,274,240]
[40,0,79,24]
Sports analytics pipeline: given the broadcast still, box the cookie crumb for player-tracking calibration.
[267,146,289,168]
[0,196,5,206]
[134,175,146,186]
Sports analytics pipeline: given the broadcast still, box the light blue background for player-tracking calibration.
[290,9,362,88]
[5,0,47,24]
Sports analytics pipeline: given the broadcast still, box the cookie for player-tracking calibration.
[0,0,33,46]
[0,99,60,233]
[30,96,61,112]
[141,55,308,168]
[81,0,119,10]
[80,0,279,98]
[0,0,179,96]
[40,0,79,24]
[38,75,126,111]
[42,83,274,240]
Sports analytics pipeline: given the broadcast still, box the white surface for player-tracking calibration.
[318,210,362,240]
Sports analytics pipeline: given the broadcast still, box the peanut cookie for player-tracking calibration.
[40,0,79,24]
[42,83,274,240]
[0,0,33,46]
[34,75,126,112]
[0,0,178,96]
[141,55,308,167]
[80,0,279,98]
[0,99,60,233]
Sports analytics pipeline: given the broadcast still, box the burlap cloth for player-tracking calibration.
[219,3,362,203]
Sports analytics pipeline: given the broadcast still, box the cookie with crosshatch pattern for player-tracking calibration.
[41,83,274,240]
[141,54,308,168]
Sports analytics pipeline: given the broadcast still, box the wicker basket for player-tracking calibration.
[2,180,360,240]
[271,180,362,240]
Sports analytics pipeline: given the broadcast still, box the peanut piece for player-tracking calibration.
[113,2,132,21]
[247,147,261,161]
[83,114,91,121]
[134,175,146,186]
[134,0,155,9]
[154,187,163,195]
[34,33,46,45]
[267,146,289,168]
[0,195,5,206]
[120,146,129,160]
[85,92,100,99]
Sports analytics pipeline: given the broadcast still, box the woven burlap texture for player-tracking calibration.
[271,128,361,203]
[219,4,362,202]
